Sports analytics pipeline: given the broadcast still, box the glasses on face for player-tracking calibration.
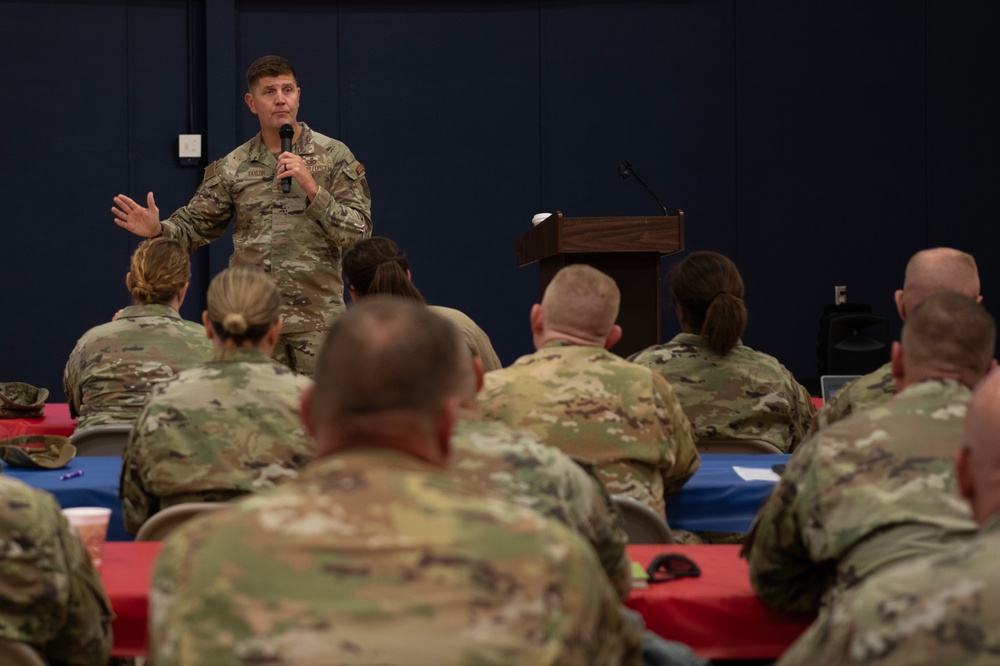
[645,553,701,583]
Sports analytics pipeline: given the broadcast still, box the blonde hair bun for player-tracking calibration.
[222,313,249,335]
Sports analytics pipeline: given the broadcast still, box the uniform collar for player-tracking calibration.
[209,347,273,364]
[116,304,182,320]
[249,122,316,163]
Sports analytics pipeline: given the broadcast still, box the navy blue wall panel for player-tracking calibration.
[334,3,542,362]
[539,1,736,346]
[925,2,1000,321]
[3,1,999,404]
[735,1,926,382]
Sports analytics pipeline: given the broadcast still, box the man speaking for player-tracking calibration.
[112,55,372,376]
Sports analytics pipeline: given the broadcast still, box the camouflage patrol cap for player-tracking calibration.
[0,435,76,469]
[0,382,49,418]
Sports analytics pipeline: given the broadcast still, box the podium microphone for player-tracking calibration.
[617,160,673,215]
[279,124,294,193]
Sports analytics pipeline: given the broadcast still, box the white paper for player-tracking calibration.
[733,466,781,482]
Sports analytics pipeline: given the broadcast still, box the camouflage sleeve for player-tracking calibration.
[788,376,817,452]
[119,412,158,537]
[304,153,372,248]
[811,388,853,434]
[577,468,632,601]
[0,484,112,666]
[742,441,831,612]
[43,508,115,666]
[543,522,644,665]
[160,160,235,254]
[63,340,85,419]
[653,374,700,498]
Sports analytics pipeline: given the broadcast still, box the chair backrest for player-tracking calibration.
[611,494,675,545]
[69,424,133,457]
[0,638,47,666]
[696,438,783,454]
[135,502,230,541]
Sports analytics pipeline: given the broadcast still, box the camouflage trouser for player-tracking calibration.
[272,329,327,378]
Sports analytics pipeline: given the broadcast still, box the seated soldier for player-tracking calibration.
[0,477,112,665]
[775,365,1000,666]
[120,266,313,536]
[743,292,995,613]
[477,264,699,515]
[814,247,981,430]
[149,297,642,666]
[630,251,814,452]
[63,237,212,428]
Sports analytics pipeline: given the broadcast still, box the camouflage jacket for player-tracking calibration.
[451,411,631,600]
[476,340,699,515]
[629,333,815,452]
[744,378,977,613]
[0,476,112,665]
[428,306,502,373]
[161,123,373,333]
[150,448,642,666]
[812,361,895,432]
[776,514,1000,666]
[121,347,314,536]
[63,304,213,429]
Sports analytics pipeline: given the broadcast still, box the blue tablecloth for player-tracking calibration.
[3,456,131,542]
[666,453,791,533]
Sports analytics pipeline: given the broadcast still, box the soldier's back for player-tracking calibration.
[630,333,814,452]
[450,414,631,599]
[778,517,1000,666]
[150,449,639,666]
[64,304,212,429]
[811,361,895,432]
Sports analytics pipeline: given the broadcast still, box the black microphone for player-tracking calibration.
[279,124,294,193]
[617,160,673,216]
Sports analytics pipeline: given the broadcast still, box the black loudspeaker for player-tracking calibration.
[818,305,891,376]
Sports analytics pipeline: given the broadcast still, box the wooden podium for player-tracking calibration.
[515,211,685,358]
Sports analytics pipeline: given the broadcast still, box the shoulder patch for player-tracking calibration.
[204,161,218,179]
[356,162,365,177]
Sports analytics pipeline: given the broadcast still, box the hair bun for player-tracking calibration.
[222,313,249,335]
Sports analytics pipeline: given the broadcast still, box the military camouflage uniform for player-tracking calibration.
[476,340,699,515]
[776,513,1000,666]
[121,347,313,536]
[812,361,894,432]
[743,378,977,613]
[63,304,213,429]
[428,306,503,372]
[150,448,643,666]
[160,122,372,376]
[451,411,631,599]
[629,333,815,452]
[0,476,112,665]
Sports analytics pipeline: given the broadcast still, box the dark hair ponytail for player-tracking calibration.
[669,251,747,355]
[343,237,426,304]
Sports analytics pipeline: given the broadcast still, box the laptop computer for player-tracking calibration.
[820,375,862,403]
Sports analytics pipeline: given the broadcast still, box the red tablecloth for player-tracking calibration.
[100,542,815,660]
[626,544,814,660]
[0,403,77,438]
[100,541,162,657]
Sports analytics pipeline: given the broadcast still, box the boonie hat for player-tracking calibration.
[0,435,76,469]
[0,382,49,418]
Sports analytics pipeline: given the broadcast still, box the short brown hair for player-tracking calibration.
[246,55,296,91]
[311,297,464,430]
[542,265,620,338]
[129,237,190,305]
[903,291,995,381]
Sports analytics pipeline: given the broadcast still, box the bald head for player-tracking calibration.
[537,265,621,345]
[896,248,980,317]
[959,370,1000,524]
[896,292,995,390]
[309,297,467,456]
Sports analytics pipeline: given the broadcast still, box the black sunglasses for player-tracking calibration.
[645,553,701,583]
